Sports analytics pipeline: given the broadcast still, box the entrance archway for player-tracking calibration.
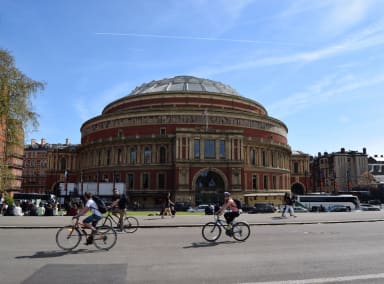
[194,170,226,205]
[291,183,304,195]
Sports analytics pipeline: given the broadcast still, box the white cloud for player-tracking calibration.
[194,18,384,77]
[268,73,384,118]
[321,0,375,36]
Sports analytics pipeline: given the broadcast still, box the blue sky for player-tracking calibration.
[1,0,384,157]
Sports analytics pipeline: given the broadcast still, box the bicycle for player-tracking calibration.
[56,217,117,251]
[97,208,139,233]
[202,214,251,242]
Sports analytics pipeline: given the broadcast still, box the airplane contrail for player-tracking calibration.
[95,32,304,46]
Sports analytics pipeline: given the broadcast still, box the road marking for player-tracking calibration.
[241,273,384,284]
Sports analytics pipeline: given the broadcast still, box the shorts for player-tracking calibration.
[83,214,102,227]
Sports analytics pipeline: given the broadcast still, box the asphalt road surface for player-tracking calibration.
[2,220,384,284]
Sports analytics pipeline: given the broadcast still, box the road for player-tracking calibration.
[1,220,384,283]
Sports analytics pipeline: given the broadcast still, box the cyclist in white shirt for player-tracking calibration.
[74,191,103,244]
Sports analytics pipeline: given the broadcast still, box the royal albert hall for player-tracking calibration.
[78,76,292,208]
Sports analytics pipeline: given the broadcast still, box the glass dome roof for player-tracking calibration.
[129,76,240,96]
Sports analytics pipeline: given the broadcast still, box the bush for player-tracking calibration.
[4,195,14,206]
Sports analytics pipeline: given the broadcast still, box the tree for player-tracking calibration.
[0,48,45,193]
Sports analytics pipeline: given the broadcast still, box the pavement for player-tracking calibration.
[1,210,384,228]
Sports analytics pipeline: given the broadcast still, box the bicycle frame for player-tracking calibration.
[104,209,123,226]
[213,215,231,231]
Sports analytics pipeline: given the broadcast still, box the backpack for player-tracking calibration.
[118,194,128,209]
[92,195,107,213]
[233,198,242,210]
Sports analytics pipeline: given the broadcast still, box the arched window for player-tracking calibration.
[107,149,111,165]
[117,148,122,164]
[250,149,256,165]
[130,148,136,164]
[60,158,67,171]
[159,147,166,164]
[144,147,151,164]
[294,162,299,174]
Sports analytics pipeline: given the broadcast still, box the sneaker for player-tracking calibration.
[84,235,93,245]
[225,228,233,237]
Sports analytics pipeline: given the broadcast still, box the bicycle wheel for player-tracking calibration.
[232,221,250,241]
[123,216,139,233]
[93,225,117,250]
[202,222,221,242]
[56,225,81,251]
[97,216,112,228]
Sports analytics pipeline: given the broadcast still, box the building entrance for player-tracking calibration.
[195,170,225,205]
[291,182,305,195]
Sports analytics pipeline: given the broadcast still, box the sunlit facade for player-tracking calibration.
[76,76,291,208]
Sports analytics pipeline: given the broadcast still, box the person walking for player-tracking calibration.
[162,192,174,218]
[282,192,296,218]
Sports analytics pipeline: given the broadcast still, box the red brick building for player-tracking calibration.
[73,76,292,208]
[0,118,24,193]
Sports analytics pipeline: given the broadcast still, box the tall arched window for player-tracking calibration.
[60,158,67,171]
[117,148,122,164]
[294,162,299,174]
[159,147,166,164]
[130,148,136,164]
[250,149,256,165]
[144,147,151,164]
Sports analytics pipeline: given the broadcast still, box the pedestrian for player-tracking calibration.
[282,192,296,218]
[36,202,45,216]
[13,201,24,216]
[162,192,174,218]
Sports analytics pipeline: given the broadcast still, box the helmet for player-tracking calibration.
[224,192,231,196]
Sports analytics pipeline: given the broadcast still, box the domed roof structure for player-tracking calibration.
[129,75,240,96]
[78,75,292,209]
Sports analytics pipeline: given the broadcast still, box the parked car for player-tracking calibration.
[187,204,211,213]
[327,205,351,212]
[174,202,191,212]
[248,203,276,214]
[360,203,381,211]
[293,206,309,213]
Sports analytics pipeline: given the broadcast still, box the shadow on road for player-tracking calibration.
[183,240,237,249]
[15,249,102,259]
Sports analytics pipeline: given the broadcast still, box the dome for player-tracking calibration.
[129,75,240,96]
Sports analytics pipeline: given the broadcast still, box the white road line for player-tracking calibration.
[241,273,384,284]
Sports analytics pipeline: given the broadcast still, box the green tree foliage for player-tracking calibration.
[0,48,45,193]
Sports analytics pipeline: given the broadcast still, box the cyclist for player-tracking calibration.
[216,192,240,228]
[110,188,127,230]
[73,191,103,245]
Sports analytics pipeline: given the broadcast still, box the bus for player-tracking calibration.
[296,194,360,211]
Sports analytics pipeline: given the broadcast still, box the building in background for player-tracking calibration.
[369,155,384,185]
[0,119,24,194]
[290,151,311,195]
[310,148,369,194]
[71,75,292,208]
[22,139,50,193]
